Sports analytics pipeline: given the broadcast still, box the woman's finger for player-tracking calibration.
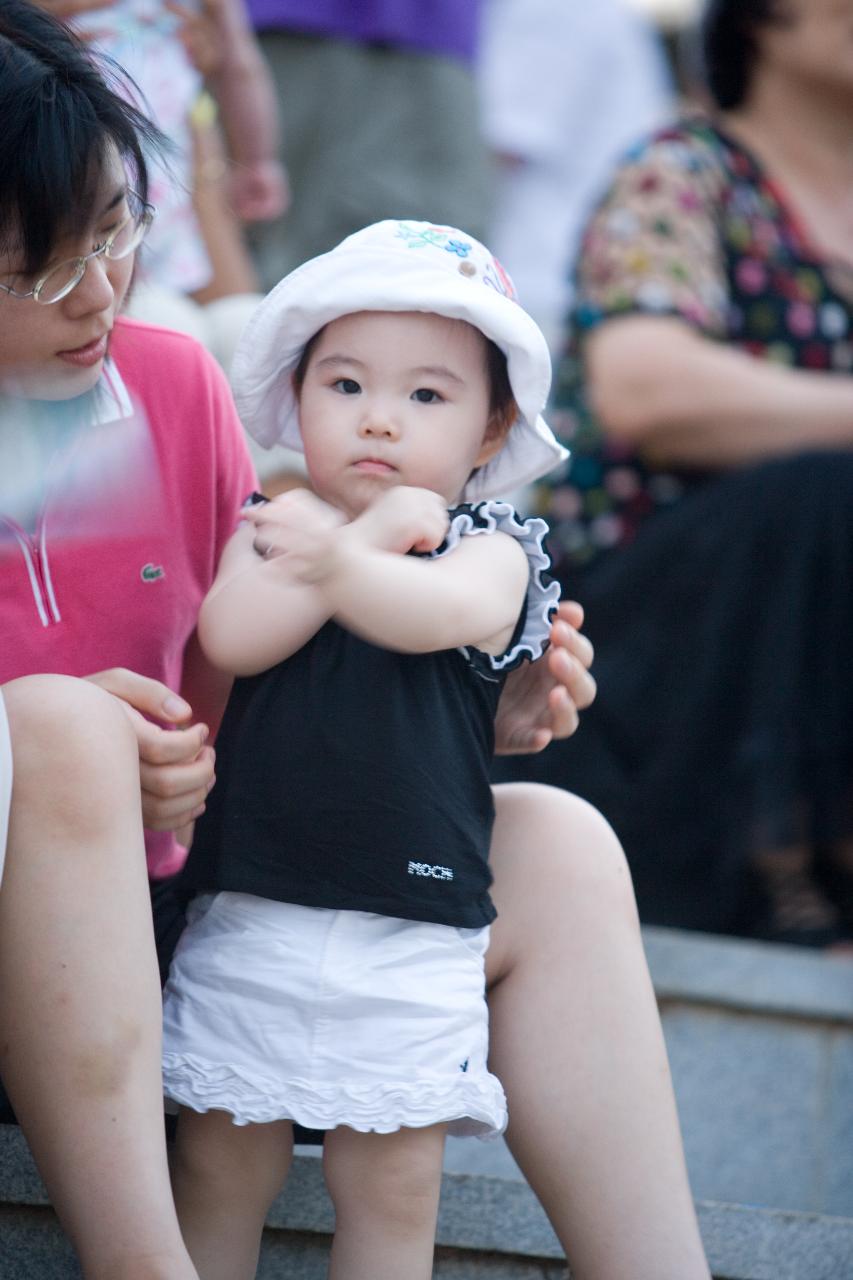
[86,667,193,725]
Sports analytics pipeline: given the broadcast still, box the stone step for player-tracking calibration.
[3,926,853,1276]
[444,927,853,1218]
[645,926,853,1218]
[1,1131,853,1279]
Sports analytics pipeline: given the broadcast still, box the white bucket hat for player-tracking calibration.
[231,220,568,502]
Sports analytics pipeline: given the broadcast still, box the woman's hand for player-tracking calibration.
[85,668,215,830]
[494,601,596,754]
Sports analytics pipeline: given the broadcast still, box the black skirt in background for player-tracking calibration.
[494,451,853,936]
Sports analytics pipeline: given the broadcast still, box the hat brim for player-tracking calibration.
[231,240,568,501]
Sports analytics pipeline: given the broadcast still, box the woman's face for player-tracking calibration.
[0,153,135,401]
[757,0,853,98]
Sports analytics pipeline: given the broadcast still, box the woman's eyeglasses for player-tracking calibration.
[0,196,155,306]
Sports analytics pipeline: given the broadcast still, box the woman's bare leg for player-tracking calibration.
[487,783,710,1280]
[172,1109,293,1280]
[323,1124,446,1280]
[0,675,198,1280]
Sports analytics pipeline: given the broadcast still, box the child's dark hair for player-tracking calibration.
[0,0,165,274]
[292,323,518,439]
[700,0,788,109]
[483,337,517,442]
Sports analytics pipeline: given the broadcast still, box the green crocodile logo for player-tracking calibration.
[140,563,165,582]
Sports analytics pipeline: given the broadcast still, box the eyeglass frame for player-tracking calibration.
[0,195,155,306]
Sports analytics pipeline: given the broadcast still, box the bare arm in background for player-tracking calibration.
[588,315,853,469]
[169,0,288,221]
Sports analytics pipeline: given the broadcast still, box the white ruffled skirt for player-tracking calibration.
[162,892,507,1139]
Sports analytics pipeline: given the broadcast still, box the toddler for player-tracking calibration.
[161,219,567,1280]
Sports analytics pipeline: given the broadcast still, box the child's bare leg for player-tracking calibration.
[0,675,198,1280]
[323,1124,446,1280]
[487,783,710,1280]
[171,1108,293,1280]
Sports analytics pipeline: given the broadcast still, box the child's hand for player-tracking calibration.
[349,487,449,555]
[245,489,345,562]
[250,490,358,584]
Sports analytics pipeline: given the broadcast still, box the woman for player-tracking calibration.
[500,0,853,947]
[0,4,709,1277]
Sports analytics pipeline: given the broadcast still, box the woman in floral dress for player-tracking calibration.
[498,0,853,946]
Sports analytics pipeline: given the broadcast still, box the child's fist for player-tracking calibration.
[351,487,449,555]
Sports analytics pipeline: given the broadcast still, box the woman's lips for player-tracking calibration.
[57,334,108,367]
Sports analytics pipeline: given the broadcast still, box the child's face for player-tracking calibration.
[297,311,500,517]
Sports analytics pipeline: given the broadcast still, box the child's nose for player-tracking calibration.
[359,408,400,440]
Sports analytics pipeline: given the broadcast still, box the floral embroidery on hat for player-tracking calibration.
[483,258,517,301]
[391,220,518,300]
[394,222,448,249]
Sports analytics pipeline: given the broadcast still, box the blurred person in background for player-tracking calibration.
[478,0,672,353]
[245,0,491,288]
[37,0,288,371]
[496,0,853,949]
[37,0,295,482]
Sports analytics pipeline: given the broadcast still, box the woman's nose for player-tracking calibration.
[64,253,115,316]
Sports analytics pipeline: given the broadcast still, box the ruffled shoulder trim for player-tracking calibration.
[429,500,560,674]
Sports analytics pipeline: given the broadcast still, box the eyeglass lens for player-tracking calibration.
[36,213,149,304]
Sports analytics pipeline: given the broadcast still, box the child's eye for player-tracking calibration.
[332,378,361,394]
[412,388,442,404]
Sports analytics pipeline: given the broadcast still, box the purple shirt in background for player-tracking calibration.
[245,0,481,64]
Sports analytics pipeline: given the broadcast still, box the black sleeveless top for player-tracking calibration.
[180,502,558,927]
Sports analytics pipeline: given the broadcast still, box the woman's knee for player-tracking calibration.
[6,674,135,753]
[492,782,635,900]
[5,675,137,797]
[487,783,639,976]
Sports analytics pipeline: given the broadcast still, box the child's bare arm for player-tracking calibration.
[198,523,332,676]
[286,489,530,656]
[324,533,528,655]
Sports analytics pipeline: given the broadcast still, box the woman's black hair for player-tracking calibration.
[0,0,166,274]
[700,0,787,110]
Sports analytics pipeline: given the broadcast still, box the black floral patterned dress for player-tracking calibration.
[496,116,853,938]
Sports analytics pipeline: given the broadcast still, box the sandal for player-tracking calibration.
[748,847,845,949]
